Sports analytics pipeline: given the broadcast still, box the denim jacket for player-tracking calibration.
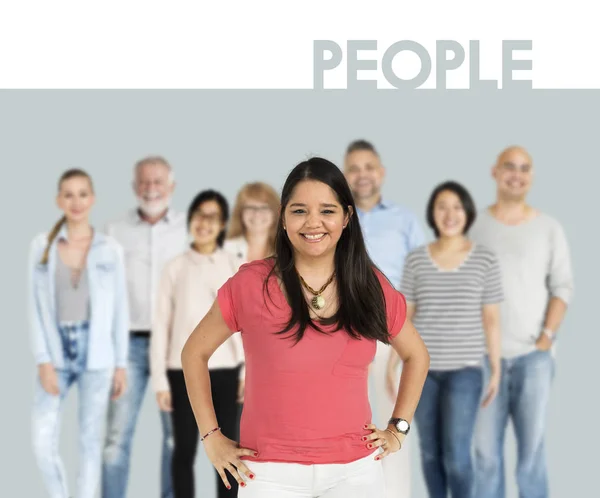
[28,225,129,369]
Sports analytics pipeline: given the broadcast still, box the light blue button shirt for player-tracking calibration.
[357,199,425,289]
[28,225,130,369]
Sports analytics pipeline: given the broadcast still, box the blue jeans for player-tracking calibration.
[474,349,554,498]
[32,321,113,498]
[102,335,173,498]
[414,366,483,498]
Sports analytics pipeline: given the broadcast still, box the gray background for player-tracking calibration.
[1,90,594,497]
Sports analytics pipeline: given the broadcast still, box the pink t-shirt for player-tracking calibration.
[217,259,407,465]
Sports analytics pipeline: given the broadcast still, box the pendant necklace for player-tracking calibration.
[297,271,336,310]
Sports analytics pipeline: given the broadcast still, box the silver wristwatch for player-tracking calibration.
[542,327,556,341]
[388,417,410,435]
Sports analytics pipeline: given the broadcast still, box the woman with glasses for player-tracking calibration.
[224,182,280,408]
[225,182,279,268]
[150,190,243,498]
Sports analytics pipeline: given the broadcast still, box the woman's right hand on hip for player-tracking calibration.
[38,363,59,396]
[203,431,258,490]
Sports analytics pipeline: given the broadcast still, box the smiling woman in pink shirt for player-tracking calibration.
[181,157,430,498]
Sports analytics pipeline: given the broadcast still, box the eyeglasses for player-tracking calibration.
[193,212,222,224]
[501,162,532,174]
[242,205,272,214]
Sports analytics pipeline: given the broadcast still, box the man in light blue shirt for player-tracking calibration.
[344,139,424,498]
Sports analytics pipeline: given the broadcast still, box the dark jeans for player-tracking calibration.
[414,366,483,498]
[168,367,240,498]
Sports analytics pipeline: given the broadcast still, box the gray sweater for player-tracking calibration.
[469,210,574,359]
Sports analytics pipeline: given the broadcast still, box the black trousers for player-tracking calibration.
[168,367,240,498]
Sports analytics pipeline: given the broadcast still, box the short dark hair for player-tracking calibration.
[267,156,390,345]
[426,181,477,238]
[186,189,230,247]
[345,139,379,157]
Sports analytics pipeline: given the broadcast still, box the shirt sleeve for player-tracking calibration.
[217,274,241,333]
[28,236,52,365]
[399,252,417,303]
[482,250,504,305]
[150,261,176,393]
[548,222,574,304]
[111,241,130,369]
[408,214,426,251]
[380,273,408,339]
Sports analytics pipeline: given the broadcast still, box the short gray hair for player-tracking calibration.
[134,155,174,183]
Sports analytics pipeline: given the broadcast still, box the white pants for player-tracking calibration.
[369,342,412,498]
[237,451,384,498]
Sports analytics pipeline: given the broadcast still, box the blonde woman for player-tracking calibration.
[225,182,279,268]
[29,169,129,498]
[224,182,279,411]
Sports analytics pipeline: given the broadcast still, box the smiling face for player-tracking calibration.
[282,179,350,261]
[134,161,174,217]
[432,189,467,238]
[343,149,385,201]
[492,147,533,202]
[56,175,95,223]
[241,197,276,236]
[189,200,225,252]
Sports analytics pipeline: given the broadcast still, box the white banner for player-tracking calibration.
[0,0,596,89]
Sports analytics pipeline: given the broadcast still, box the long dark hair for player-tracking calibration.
[266,157,390,345]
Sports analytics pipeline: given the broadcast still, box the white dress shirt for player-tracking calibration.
[105,208,188,331]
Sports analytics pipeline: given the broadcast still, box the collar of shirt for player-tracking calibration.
[356,197,391,216]
[129,207,175,225]
[56,224,106,247]
[186,246,227,265]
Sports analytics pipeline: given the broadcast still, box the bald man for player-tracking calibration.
[469,146,574,498]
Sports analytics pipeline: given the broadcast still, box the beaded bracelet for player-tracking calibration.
[201,427,221,442]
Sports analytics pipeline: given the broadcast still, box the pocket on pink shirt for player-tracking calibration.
[331,336,376,378]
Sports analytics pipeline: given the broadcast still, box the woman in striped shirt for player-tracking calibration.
[386,181,503,498]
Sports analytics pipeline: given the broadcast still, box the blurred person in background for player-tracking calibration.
[225,181,279,269]
[388,181,503,498]
[30,168,129,498]
[224,181,279,407]
[343,139,424,498]
[471,146,574,498]
[102,156,187,498]
[151,189,244,498]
